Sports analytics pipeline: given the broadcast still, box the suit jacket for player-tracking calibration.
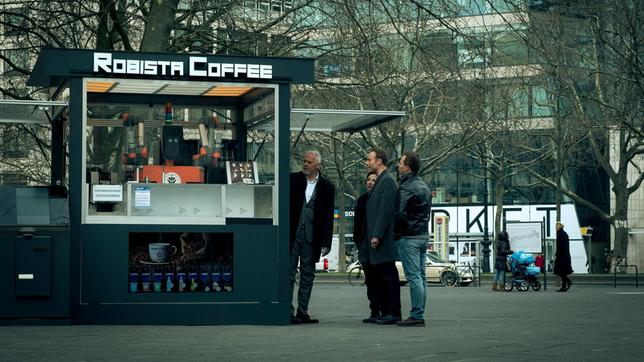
[364,169,398,265]
[289,171,335,262]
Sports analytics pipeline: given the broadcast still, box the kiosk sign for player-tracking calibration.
[93,52,273,79]
[92,185,123,202]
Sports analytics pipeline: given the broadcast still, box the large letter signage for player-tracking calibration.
[93,52,272,80]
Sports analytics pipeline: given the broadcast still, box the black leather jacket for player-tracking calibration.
[394,173,431,238]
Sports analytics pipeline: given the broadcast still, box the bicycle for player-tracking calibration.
[347,260,365,286]
[440,262,478,287]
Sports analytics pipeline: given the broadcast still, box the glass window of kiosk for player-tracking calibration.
[83,79,278,225]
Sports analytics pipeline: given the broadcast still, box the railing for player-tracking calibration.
[613,259,639,288]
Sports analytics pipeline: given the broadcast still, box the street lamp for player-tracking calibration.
[582,226,594,273]
[481,150,491,273]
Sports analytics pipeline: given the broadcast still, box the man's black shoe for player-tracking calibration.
[290,315,301,324]
[362,315,379,324]
[396,317,425,327]
[375,314,402,325]
[564,280,573,291]
[296,314,319,324]
[555,288,566,292]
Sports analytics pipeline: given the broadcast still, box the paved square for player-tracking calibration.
[0,284,642,361]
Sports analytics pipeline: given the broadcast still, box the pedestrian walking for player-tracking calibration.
[554,221,573,292]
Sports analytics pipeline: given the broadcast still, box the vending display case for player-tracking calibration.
[25,48,314,325]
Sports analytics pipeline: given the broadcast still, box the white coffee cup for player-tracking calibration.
[149,243,177,263]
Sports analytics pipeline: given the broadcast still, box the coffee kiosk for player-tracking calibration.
[17,48,313,324]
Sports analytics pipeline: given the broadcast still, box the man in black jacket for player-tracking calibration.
[394,151,430,327]
[289,150,335,324]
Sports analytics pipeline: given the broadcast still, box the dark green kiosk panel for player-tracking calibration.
[26,48,314,325]
[0,186,70,322]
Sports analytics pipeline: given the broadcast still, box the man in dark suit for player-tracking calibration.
[365,147,401,325]
[554,221,573,292]
[289,150,335,324]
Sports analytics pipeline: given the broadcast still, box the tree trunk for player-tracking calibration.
[612,176,630,259]
[140,0,180,52]
[96,0,112,50]
[494,170,504,239]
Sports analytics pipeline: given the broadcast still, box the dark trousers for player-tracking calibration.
[288,238,315,316]
[373,261,401,317]
[559,275,571,289]
[362,262,382,316]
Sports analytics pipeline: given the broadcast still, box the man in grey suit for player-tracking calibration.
[364,147,401,325]
[289,150,335,324]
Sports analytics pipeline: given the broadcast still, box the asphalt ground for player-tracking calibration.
[1,279,642,361]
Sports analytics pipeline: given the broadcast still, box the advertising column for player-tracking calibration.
[434,215,450,260]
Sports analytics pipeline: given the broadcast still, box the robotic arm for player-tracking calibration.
[194,113,222,167]
[122,112,148,165]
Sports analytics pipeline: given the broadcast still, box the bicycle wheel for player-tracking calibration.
[440,269,458,287]
[348,266,365,286]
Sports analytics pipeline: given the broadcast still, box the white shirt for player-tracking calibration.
[305,172,319,203]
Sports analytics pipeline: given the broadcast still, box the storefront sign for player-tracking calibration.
[430,203,582,240]
[92,185,123,202]
[93,52,272,79]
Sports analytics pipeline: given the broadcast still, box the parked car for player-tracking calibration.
[396,251,473,286]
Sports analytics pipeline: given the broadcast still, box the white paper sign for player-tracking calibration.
[505,222,543,253]
[92,185,123,202]
[134,186,151,208]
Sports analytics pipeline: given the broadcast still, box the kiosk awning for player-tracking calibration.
[0,101,405,133]
[290,108,406,133]
[0,100,68,124]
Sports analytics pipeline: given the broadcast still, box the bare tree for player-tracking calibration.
[509,1,644,260]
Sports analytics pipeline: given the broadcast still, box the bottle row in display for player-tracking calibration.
[129,263,232,293]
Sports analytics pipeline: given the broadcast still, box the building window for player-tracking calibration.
[420,32,458,68]
[1,126,29,158]
[531,86,552,117]
[490,32,529,67]
[3,7,28,37]
[457,35,489,67]
[3,48,30,76]
[0,172,28,186]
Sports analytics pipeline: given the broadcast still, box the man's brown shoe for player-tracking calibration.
[396,317,425,327]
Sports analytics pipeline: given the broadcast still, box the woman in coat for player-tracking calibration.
[493,231,511,291]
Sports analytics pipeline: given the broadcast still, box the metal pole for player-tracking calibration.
[481,153,491,273]
[543,217,547,291]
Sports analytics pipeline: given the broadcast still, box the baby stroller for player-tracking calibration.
[504,250,542,292]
